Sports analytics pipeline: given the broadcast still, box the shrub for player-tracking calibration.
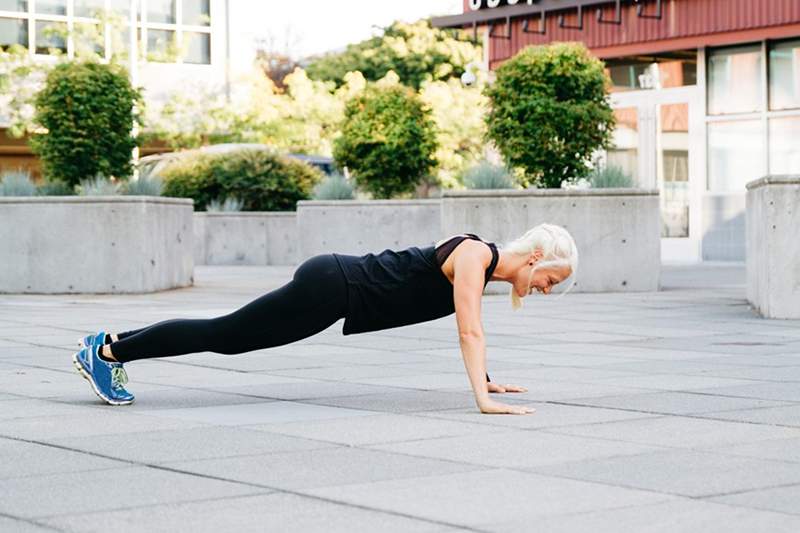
[461,161,516,190]
[161,148,322,211]
[30,61,142,187]
[122,175,163,196]
[0,170,36,196]
[334,85,438,199]
[484,43,614,188]
[588,165,634,188]
[79,175,120,196]
[36,179,75,196]
[206,196,244,212]
[312,173,355,200]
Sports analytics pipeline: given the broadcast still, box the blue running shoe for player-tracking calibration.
[78,330,107,349]
[72,344,134,406]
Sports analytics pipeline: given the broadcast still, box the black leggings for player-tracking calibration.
[109,255,348,363]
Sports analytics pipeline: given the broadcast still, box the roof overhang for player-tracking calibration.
[432,0,636,28]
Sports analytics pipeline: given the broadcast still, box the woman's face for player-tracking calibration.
[514,260,572,297]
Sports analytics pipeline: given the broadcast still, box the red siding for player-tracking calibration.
[486,0,800,65]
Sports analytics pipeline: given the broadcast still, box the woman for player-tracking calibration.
[73,223,578,414]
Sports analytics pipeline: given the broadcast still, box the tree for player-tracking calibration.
[305,20,480,90]
[30,61,142,185]
[333,83,438,199]
[484,43,615,188]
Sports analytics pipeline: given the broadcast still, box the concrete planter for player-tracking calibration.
[441,188,661,293]
[0,196,194,294]
[296,199,442,260]
[746,176,800,319]
[194,212,297,266]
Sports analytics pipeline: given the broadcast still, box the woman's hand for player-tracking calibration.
[478,398,536,415]
[487,382,528,394]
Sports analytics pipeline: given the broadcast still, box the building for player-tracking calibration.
[434,0,800,262]
[0,0,233,176]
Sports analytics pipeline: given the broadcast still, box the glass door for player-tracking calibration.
[609,85,703,262]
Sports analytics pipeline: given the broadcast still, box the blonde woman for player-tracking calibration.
[73,224,578,414]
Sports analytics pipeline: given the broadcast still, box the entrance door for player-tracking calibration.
[608,86,703,263]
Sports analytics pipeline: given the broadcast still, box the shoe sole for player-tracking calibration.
[72,352,133,406]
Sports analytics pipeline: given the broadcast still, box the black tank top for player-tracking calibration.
[333,234,499,335]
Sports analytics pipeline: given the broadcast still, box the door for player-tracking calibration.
[609,86,703,263]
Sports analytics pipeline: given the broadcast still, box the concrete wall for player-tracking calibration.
[441,189,661,293]
[702,192,746,261]
[193,212,297,266]
[0,196,194,294]
[296,200,442,260]
[746,176,800,319]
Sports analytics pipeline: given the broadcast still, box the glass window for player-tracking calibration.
[74,0,106,18]
[607,107,639,184]
[0,1,27,12]
[35,20,66,54]
[183,31,209,64]
[708,120,764,192]
[605,50,697,92]
[74,21,103,56]
[708,45,763,115]
[769,117,800,175]
[0,17,27,47]
[769,39,800,111]
[659,103,690,237]
[147,0,175,24]
[35,0,66,15]
[110,0,131,18]
[182,0,209,26]
[147,28,173,59]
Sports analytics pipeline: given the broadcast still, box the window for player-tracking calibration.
[183,0,209,26]
[605,50,697,92]
[35,0,66,16]
[147,28,174,57]
[708,45,763,115]
[769,39,800,111]
[0,0,27,12]
[769,117,800,175]
[148,0,175,24]
[35,20,66,54]
[74,0,106,18]
[0,17,27,47]
[606,107,639,184]
[708,120,764,192]
[109,0,131,18]
[183,31,209,64]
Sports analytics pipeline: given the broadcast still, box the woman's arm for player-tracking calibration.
[452,242,535,415]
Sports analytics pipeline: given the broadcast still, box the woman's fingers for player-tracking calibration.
[502,384,528,393]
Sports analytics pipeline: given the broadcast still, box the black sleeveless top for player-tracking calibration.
[333,234,499,335]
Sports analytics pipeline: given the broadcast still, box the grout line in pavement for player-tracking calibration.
[0,509,65,532]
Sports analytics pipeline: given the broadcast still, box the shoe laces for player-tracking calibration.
[110,365,129,390]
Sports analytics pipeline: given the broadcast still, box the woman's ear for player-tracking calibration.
[529,248,544,265]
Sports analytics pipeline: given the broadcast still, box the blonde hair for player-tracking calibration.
[504,224,579,309]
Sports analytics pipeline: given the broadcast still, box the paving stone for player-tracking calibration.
[713,437,800,463]
[710,484,800,516]
[493,499,800,533]
[566,391,790,415]
[144,400,377,425]
[165,446,484,490]
[0,516,55,533]
[302,390,477,413]
[0,466,266,519]
[0,438,123,480]
[41,493,460,533]
[304,469,673,527]
[531,449,800,497]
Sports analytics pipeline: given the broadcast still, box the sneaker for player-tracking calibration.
[78,330,108,349]
[72,344,134,406]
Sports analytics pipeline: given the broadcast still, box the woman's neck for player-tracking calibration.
[491,251,527,283]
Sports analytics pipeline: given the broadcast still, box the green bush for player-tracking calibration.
[333,85,438,199]
[312,173,355,200]
[0,170,36,196]
[30,60,142,187]
[122,175,163,196]
[588,165,634,188]
[161,148,322,211]
[36,179,75,196]
[461,161,516,189]
[484,43,614,188]
[79,175,120,195]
